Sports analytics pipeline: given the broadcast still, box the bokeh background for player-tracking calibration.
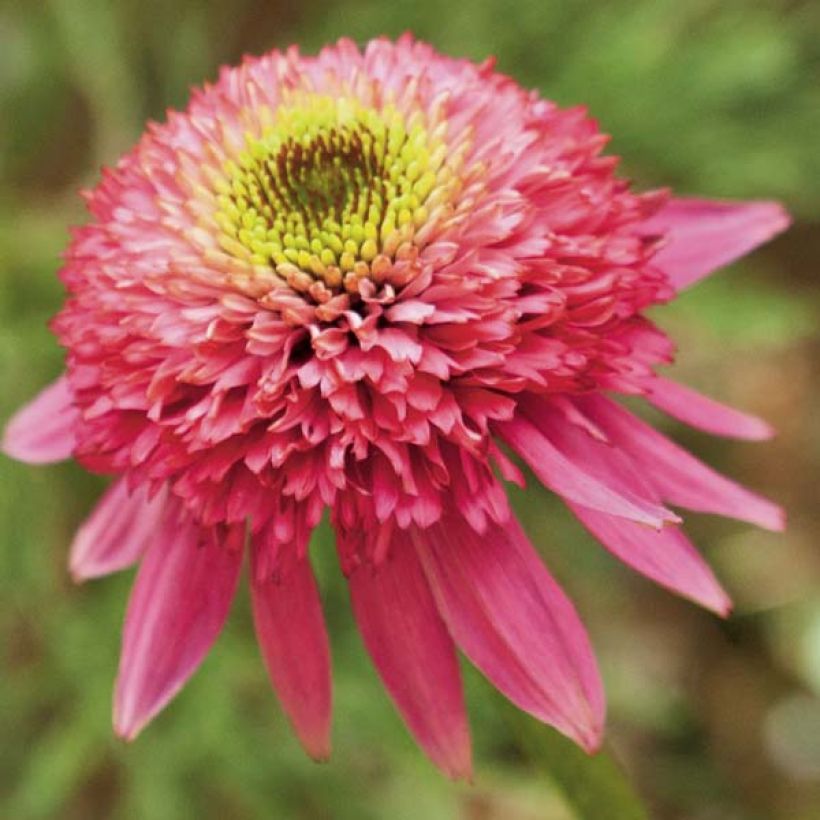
[1,1,818,818]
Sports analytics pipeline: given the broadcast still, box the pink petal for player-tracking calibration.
[1,376,79,464]
[347,527,472,779]
[416,512,604,753]
[643,198,789,290]
[70,480,168,581]
[524,399,731,614]
[251,534,332,761]
[579,395,784,531]
[645,376,774,441]
[571,506,731,615]
[496,414,677,529]
[114,510,243,740]
[385,300,436,323]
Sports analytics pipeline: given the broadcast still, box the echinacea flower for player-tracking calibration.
[2,36,789,778]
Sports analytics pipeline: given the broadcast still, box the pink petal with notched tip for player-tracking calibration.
[522,398,731,615]
[347,527,472,779]
[113,510,243,740]
[1,376,79,464]
[416,512,604,753]
[496,414,678,529]
[70,480,168,581]
[645,376,774,441]
[251,533,333,762]
[578,395,784,531]
[643,198,789,290]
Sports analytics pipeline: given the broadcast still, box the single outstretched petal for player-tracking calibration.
[645,376,773,441]
[643,198,789,290]
[250,530,332,761]
[347,526,472,779]
[496,414,678,529]
[114,510,243,740]
[416,512,604,753]
[70,480,168,581]
[570,505,731,615]
[579,395,784,531]
[523,398,731,614]
[1,376,79,464]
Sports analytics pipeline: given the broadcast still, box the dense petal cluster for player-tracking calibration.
[2,36,789,777]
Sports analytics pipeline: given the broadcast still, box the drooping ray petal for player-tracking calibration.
[114,510,243,740]
[578,395,784,531]
[643,198,789,290]
[1,376,78,464]
[496,414,677,529]
[347,527,472,779]
[570,505,731,615]
[416,512,604,752]
[251,530,332,761]
[70,480,168,581]
[645,376,773,441]
[522,398,731,614]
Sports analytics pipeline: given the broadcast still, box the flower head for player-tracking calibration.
[2,36,789,777]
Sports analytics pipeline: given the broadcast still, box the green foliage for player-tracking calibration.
[506,707,650,820]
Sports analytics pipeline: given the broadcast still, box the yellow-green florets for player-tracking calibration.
[213,96,457,295]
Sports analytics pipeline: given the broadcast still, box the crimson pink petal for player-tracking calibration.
[416,512,604,753]
[523,399,731,614]
[579,395,784,531]
[645,376,774,441]
[70,480,168,581]
[496,415,677,529]
[251,535,332,761]
[643,197,789,290]
[114,510,243,740]
[1,376,78,464]
[347,527,472,779]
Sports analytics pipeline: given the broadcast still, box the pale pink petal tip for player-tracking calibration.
[113,514,242,740]
[645,198,790,290]
[1,376,78,464]
[69,481,167,582]
[646,376,774,441]
[250,533,333,763]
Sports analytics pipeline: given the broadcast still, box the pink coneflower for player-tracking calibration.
[2,36,788,777]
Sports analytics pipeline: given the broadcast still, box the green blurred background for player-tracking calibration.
[1,1,818,818]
